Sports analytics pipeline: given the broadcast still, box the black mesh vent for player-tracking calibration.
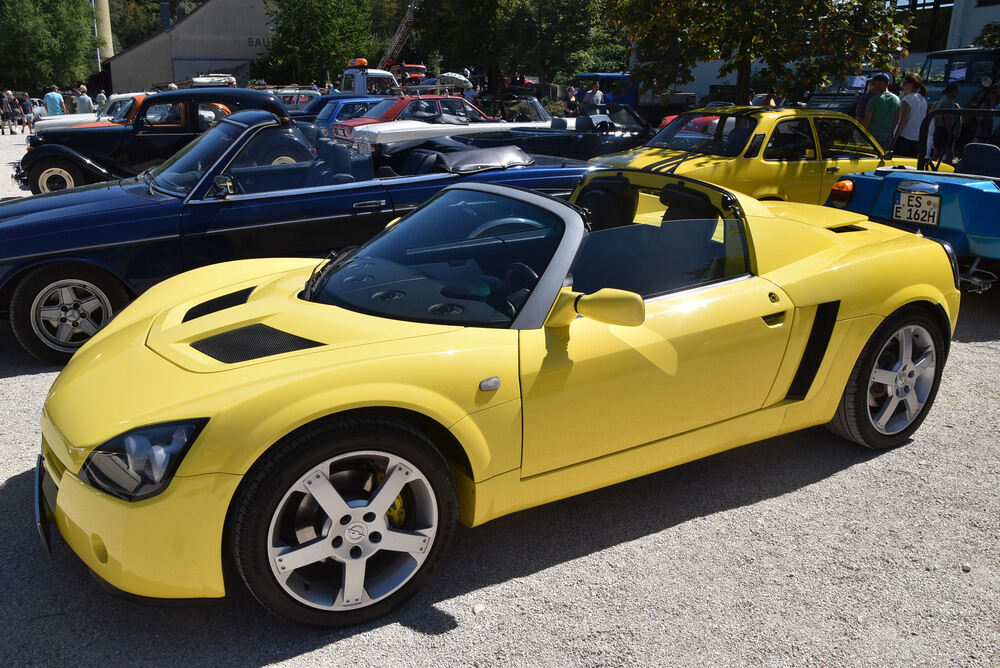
[191,324,322,363]
[183,287,256,323]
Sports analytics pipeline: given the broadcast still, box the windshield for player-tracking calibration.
[112,99,136,122]
[299,96,329,115]
[646,113,758,157]
[500,99,550,122]
[310,188,565,327]
[361,98,399,118]
[150,121,244,193]
[921,53,999,85]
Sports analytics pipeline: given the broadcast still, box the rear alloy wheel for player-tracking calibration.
[828,307,947,449]
[10,265,129,364]
[232,420,457,626]
[29,159,83,194]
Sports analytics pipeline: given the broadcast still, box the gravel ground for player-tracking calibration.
[0,136,997,666]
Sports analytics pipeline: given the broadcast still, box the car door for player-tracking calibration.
[754,117,824,203]
[815,116,886,199]
[127,100,199,174]
[181,126,395,267]
[518,208,792,477]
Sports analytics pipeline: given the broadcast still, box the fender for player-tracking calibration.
[0,255,137,311]
[19,144,119,183]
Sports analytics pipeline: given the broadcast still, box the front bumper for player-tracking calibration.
[37,424,241,599]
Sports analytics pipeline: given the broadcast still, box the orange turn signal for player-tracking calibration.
[829,179,853,208]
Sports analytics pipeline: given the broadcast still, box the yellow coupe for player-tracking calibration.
[593,107,928,203]
[35,170,960,626]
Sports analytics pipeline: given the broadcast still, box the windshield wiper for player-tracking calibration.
[303,245,360,301]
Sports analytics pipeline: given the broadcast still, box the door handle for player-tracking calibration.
[353,199,387,209]
[826,166,840,173]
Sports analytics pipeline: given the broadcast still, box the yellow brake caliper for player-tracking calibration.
[374,470,406,526]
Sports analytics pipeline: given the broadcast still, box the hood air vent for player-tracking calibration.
[829,225,865,233]
[183,287,256,322]
[191,324,322,363]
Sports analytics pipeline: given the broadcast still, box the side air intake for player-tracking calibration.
[191,324,322,363]
[784,301,840,401]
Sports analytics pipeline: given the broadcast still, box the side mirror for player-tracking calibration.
[546,287,645,327]
[213,175,235,198]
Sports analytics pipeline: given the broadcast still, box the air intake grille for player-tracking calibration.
[191,324,322,363]
[183,287,256,322]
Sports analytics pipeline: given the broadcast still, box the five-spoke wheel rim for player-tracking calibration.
[29,279,114,353]
[267,450,439,611]
[37,166,75,192]
[866,323,937,435]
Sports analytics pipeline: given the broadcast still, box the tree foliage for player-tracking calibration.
[257,0,372,85]
[608,0,911,102]
[0,0,101,93]
[975,22,1000,49]
[414,0,628,89]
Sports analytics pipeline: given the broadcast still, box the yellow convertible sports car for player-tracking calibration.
[35,170,960,626]
[592,107,930,204]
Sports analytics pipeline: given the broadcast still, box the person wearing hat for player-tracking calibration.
[43,85,67,116]
[861,73,900,152]
[75,85,94,113]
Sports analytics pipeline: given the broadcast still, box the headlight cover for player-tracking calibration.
[79,419,209,501]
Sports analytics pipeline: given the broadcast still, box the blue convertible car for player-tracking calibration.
[0,110,593,363]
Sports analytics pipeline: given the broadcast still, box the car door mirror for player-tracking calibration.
[545,287,645,327]
[213,175,235,198]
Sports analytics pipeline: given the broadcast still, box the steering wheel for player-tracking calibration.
[504,262,539,298]
[467,217,546,239]
[594,120,616,132]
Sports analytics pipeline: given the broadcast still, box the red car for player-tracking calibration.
[329,95,495,142]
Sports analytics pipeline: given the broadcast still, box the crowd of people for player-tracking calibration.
[855,71,1000,163]
[0,84,109,136]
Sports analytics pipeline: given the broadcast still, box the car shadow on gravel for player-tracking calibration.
[0,427,884,664]
[0,322,59,379]
[952,288,1000,343]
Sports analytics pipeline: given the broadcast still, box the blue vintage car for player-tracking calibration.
[0,110,593,363]
[314,96,383,139]
[825,109,1000,293]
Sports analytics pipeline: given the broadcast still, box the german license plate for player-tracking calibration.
[892,191,940,226]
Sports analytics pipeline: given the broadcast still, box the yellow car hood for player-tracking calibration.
[594,147,730,173]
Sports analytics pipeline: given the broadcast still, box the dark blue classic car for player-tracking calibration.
[0,110,593,363]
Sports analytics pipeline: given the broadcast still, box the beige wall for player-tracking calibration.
[109,0,271,91]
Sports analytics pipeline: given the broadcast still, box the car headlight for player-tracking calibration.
[79,419,208,501]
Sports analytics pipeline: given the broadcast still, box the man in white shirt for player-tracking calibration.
[582,82,604,110]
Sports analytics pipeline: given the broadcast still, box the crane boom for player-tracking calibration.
[379,1,420,70]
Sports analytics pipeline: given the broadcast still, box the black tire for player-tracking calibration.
[230,417,458,627]
[29,159,83,194]
[828,305,948,449]
[9,264,130,365]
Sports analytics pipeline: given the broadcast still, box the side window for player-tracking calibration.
[461,100,486,120]
[225,127,318,194]
[335,102,367,120]
[439,99,467,117]
[341,74,355,92]
[815,118,881,158]
[763,119,816,160]
[197,103,227,130]
[399,99,437,120]
[570,185,747,298]
[144,102,184,126]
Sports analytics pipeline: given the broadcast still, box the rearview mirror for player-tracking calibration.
[546,287,645,327]
[213,175,235,198]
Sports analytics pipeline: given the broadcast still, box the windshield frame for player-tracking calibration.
[645,112,758,157]
[308,183,585,330]
[148,118,250,197]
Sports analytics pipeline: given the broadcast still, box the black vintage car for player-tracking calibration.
[14,88,288,194]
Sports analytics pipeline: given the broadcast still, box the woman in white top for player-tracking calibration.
[893,72,928,158]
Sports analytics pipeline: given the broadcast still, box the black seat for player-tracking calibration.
[956,143,1000,178]
[551,117,567,130]
[400,149,443,175]
[575,115,596,133]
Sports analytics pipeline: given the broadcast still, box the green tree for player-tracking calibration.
[975,21,1000,48]
[0,0,101,93]
[257,0,372,85]
[608,0,911,103]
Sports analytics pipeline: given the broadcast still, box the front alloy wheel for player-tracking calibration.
[232,420,457,626]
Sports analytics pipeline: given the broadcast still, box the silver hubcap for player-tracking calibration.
[30,279,113,352]
[38,167,74,192]
[267,450,438,611]
[867,324,937,435]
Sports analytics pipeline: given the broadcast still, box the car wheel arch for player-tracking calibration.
[2,259,135,314]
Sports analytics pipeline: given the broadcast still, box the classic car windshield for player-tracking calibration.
[310,188,565,327]
[646,113,758,157]
[150,121,244,193]
[112,99,136,122]
[361,99,398,118]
